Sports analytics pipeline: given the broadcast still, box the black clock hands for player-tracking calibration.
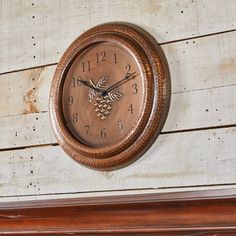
[103,72,138,96]
[79,78,104,94]
[79,72,138,97]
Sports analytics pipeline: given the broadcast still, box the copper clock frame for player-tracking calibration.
[49,22,171,170]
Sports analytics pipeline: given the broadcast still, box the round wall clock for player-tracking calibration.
[49,22,171,170]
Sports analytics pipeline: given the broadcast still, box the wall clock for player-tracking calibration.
[49,22,171,170]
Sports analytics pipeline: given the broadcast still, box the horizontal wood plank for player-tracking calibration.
[1,83,236,149]
[163,31,236,93]
[0,66,54,118]
[1,31,236,118]
[1,184,236,202]
[0,112,55,149]
[1,0,236,73]
[1,0,236,202]
[0,127,235,197]
[0,31,236,149]
[2,187,236,205]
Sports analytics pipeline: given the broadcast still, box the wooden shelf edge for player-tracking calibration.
[0,188,236,235]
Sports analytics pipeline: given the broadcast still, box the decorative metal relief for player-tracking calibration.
[49,22,171,170]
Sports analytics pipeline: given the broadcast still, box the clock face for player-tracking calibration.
[62,42,144,147]
[50,23,170,170]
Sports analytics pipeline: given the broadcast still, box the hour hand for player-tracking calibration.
[79,78,93,88]
[79,78,104,94]
[79,79,89,87]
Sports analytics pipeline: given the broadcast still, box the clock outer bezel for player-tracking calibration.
[49,22,171,170]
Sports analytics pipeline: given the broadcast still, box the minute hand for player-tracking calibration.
[105,72,137,94]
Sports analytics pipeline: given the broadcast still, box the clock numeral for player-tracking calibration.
[85,125,90,136]
[72,113,78,123]
[132,83,138,94]
[67,96,73,105]
[101,128,107,138]
[114,53,118,63]
[118,121,123,131]
[72,76,83,87]
[82,61,91,72]
[126,64,131,75]
[96,51,106,63]
[128,104,134,114]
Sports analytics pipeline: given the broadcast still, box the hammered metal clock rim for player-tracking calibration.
[50,30,154,159]
[49,22,171,170]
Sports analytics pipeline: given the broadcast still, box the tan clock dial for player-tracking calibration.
[50,22,171,170]
[62,42,144,147]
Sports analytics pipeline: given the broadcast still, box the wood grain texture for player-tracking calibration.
[0,0,236,73]
[1,30,235,118]
[2,184,236,203]
[0,189,236,235]
[163,31,236,93]
[1,84,236,150]
[0,66,54,118]
[1,31,236,149]
[0,127,235,197]
[0,0,236,201]
[1,30,236,119]
[0,112,55,150]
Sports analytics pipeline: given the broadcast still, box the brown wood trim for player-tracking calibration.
[0,188,236,235]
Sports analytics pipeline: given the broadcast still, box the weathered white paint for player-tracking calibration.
[0,66,54,118]
[0,112,55,149]
[1,31,236,118]
[1,0,236,73]
[0,0,236,201]
[0,127,235,198]
[1,83,236,150]
[163,31,236,93]
[1,184,236,202]
[0,31,236,149]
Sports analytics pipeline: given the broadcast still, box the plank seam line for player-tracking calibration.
[0,124,235,152]
[0,143,57,152]
[161,28,236,45]
[1,29,236,75]
[0,183,236,199]
[0,63,58,76]
[162,124,236,135]
[0,110,48,119]
[172,83,236,95]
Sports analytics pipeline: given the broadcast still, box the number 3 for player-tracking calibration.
[132,83,138,94]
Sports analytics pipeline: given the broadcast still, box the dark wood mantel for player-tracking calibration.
[0,188,236,235]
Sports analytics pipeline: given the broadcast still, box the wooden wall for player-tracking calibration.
[0,0,236,202]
